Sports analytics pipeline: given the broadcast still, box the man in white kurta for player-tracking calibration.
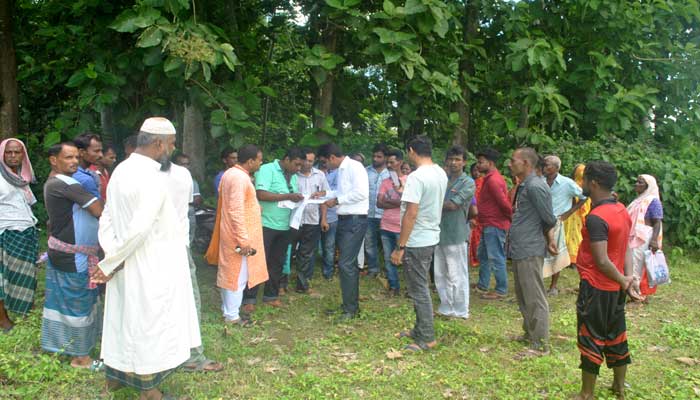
[96,118,200,398]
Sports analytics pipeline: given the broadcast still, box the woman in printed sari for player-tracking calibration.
[627,174,663,299]
[563,164,591,264]
[468,163,483,267]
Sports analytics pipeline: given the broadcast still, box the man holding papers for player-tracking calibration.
[241,148,304,312]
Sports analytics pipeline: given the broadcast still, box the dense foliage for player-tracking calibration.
[2,0,699,245]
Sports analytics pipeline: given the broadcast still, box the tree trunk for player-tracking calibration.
[100,107,115,144]
[183,101,206,182]
[452,0,479,148]
[518,104,529,129]
[0,0,18,139]
[311,21,337,140]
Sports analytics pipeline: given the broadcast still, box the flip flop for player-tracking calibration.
[182,359,224,373]
[394,330,413,339]
[224,318,256,328]
[403,343,429,353]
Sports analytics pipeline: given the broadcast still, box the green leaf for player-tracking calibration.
[383,0,396,14]
[344,0,362,7]
[433,15,449,38]
[211,109,226,125]
[66,71,86,87]
[325,0,344,9]
[311,68,327,86]
[210,124,226,139]
[163,57,183,73]
[448,112,460,124]
[404,0,427,14]
[109,10,139,33]
[201,62,211,82]
[143,47,163,66]
[136,26,163,48]
[400,63,414,79]
[382,47,402,64]
[259,86,277,97]
[44,131,62,148]
[373,28,416,44]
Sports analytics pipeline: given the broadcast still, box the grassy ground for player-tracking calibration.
[2,251,700,399]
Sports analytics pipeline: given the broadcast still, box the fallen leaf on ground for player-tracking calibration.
[386,349,403,359]
[264,366,280,373]
[479,347,489,353]
[288,369,297,377]
[647,345,670,352]
[245,357,262,366]
[693,386,700,396]
[675,357,700,366]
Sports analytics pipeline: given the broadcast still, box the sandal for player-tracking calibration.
[403,343,429,353]
[182,359,224,373]
[89,360,105,372]
[394,330,413,339]
[224,318,256,327]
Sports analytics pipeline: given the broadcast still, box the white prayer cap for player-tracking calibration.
[139,117,176,135]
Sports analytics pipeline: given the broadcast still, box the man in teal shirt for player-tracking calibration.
[242,148,304,311]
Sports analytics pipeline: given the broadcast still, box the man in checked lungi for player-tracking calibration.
[0,138,39,333]
[40,142,104,368]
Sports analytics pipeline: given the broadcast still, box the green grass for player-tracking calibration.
[2,252,700,399]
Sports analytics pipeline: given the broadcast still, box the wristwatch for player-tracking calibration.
[398,245,406,250]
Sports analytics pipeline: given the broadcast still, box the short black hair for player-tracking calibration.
[123,135,138,151]
[387,148,403,160]
[172,153,189,163]
[300,146,314,156]
[584,160,617,191]
[238,144,260,164]
[446,145,467,160]
[284,147,305,161]
[470,162,478,172]
[103,142,116,154]
[477,148,500,163]
[73,133,101,150]
[406,135,432,157]
[221,147,237,160]
[47,141,77,157]
[372,143,388,156]
[317,143,344,158]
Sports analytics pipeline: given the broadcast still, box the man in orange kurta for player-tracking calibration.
[217,145,268,325]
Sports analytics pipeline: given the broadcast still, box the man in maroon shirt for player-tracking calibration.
[574,161,642,400]
[474,148,513,299]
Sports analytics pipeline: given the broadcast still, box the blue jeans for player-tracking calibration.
[477,226,508,295]
[336,215,368,314]
[364,217,382,273]
[380,229,400,290]
[321,221,338,279]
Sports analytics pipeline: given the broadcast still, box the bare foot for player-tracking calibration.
[70,355,93,368]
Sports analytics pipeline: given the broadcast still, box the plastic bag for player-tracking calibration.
[645,250,670,287]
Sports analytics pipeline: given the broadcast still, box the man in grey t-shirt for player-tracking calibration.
[391,136,447,352]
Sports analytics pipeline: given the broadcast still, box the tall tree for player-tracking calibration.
[0,0,18,138]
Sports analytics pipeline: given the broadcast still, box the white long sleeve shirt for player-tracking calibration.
[326,156,369,216]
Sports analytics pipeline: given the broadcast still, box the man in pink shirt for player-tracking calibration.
[376,149,407,296]
[475,148,513,299]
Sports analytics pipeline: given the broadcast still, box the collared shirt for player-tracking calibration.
[440,172,476,245]
[44,174,98,273]
[378,175,407,233]
[549,173,586,216]
[254,160,298,230]
[327,156,368,216]
[73,165,101,199]
[509,173,557,260]
[401,164,448,247]
[0,173,37,233]
[477,169,512,230]
[296,167,330,225]
[366,165,390,219]
[325,169,339,223]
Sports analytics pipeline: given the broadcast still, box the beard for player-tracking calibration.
[582,187,590,197]
[159,157,172,172]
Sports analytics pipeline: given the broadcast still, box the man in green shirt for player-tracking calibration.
[242,148,304,311]
[434,145,475,319]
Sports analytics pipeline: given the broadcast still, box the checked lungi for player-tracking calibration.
[0,227,39,315]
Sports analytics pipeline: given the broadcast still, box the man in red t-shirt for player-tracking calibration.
[574,161,643,400]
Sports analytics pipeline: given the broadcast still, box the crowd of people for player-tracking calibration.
[0,116,666,400]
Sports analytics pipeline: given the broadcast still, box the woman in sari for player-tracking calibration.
[563,164,591,264]
[627,174,663,298]
[468,163,483,267]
